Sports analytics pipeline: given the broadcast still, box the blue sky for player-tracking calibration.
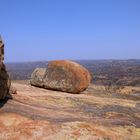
[0,0,140,62]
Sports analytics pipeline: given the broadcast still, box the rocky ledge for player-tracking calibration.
[0,81,140,140]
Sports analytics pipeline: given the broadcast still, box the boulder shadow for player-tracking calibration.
[0,95,12,108]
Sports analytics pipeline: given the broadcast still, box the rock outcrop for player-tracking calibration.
[0,36,10,99]
[30,60,91,93]
[0,81,139,140]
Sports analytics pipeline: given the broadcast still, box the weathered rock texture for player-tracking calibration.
[0,36,10,99]
[31,60,91,93]
[0,81,139,139]
[30,68,46,88]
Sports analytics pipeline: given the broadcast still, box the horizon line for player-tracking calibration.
[5,58,140,63]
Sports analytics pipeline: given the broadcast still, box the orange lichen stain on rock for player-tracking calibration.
[78,123,122,140]
[0,113,30,127]
[45,60,91,93]
[17,121,59,138]
[0,113,60,140]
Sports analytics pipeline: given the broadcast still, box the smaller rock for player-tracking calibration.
[30,68,46,88]
[0,36,11,99]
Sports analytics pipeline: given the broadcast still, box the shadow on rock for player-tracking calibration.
[0,95,12,108]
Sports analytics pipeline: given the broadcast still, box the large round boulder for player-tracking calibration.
[30,60,91,94]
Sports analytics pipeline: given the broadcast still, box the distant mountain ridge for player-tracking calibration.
[6,59,140,86]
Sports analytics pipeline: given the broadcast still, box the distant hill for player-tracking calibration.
[6,61,48,80]
[6,59,140,86]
